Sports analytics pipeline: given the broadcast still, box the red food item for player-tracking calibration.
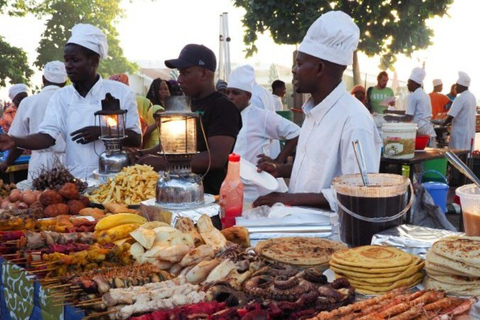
[58,183,80,200]
[39,190,63,206]
[78,195,90,207]
[0,230,25,241]
[44,203,70,217]
[67,199,86,215]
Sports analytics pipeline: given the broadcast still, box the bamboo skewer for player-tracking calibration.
[83,310,116,319]
[75,299,103,307]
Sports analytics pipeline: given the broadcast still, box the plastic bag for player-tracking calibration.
[411,184,456,231]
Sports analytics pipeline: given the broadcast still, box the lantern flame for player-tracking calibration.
[105,115,118,127]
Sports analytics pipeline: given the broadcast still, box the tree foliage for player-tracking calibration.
[0,36,33,87]
[233,0,453,70]
[0,1,34,87]
[0,0,137,89]
[32,0,137,77]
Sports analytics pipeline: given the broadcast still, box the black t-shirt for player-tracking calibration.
[192,91,242,195]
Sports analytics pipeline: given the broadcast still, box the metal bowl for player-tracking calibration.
[156,171,205,210]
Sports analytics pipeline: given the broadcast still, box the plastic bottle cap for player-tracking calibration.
[229,153,240,162]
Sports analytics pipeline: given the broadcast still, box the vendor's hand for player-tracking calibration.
[256,161,279,178]
[0,134,15,151]
[70,126,101,144]
[256,153,275,165]
[253,192,296,207]
[389,100,396,106]
[136,154,168,171]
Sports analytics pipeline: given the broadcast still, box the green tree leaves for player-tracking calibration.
[233,0,453,69]
[0,0,137,89]
[0,36,33,87]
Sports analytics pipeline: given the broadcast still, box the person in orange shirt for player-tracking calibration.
[429,79,450,119]
[0,84,28,134]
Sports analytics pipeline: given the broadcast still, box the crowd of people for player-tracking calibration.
[350,67,477,151]
[0,9,477,210]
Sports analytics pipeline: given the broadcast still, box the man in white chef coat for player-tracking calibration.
[0,24,141,178]
[253,11,382,210]
[443,71,477,151]
[227,65,300,199]
[1,61,68,180]
[385,67,436,147]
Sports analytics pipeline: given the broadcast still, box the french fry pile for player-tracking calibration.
[88,165,158,205]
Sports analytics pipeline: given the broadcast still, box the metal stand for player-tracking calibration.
[217,12,231,81]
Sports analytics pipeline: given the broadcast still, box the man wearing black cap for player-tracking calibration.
[138,44,242,195]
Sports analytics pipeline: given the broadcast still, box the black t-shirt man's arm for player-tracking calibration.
[191,135,236,173]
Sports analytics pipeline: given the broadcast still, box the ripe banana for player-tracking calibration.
[94,213,147,231]
[95,223,142,244]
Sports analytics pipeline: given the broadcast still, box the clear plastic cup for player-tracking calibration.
[456,184,480,236]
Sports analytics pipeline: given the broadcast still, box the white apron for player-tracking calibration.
[65,98,105,179]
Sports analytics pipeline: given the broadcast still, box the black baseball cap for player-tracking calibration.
[165,44,216,72]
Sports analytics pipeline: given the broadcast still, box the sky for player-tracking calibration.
[0,0,479,101]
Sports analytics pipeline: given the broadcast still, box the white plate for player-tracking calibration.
[240,158,279,191]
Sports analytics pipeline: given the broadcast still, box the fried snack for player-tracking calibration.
[67,199,86,215]
[79,207,105,220]
[196,214,227,252]
[221,226,250,248]
[105,202,139,214]
[87,165,158,205]
[44,203,70,217]
[58,182,80,199]
[175,217,204,247]
[39,190,63,206]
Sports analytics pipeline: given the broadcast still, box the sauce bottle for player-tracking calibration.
[219,153,244,229]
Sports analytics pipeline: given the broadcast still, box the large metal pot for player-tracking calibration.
[156,171,205,209]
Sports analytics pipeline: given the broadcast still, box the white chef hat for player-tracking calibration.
[43,61,67,84]
[409,67,426,85]
[8,84,28,101]
[432,79,442,87]
[67,24,108,59]
[457,71,471,87]
[228,65,255,94]
[298,11,359,66]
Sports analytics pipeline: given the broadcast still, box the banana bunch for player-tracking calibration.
[94,213,147,245]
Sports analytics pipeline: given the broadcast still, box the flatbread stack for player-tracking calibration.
[424,236,480,296]
[330,245,424,295]
[255,237,347,270]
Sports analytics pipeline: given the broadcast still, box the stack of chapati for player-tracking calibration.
[424,236,480,295]
[255,237,347,270]
[330,245,424,295]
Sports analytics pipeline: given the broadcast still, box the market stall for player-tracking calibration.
[0,160,479,320]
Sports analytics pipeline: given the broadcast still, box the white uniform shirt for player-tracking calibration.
[38,78,141,178]
[9,85,66,180]
[234,104,299,200]
[405,87,436,137]
[251,83,281,157]
[448,89,477,150]
[234,105,300,164]
[272,94,283,111]
[289,82,383,209]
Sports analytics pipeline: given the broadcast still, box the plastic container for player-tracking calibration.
[219,153,244,229]
[382,122,417,159]
[415,135,430,150]
[422,158,448,182]
[419,170,448,213]
[332,173,413,247]
[456,184,480,236]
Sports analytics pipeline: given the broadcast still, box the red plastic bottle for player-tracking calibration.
[219,153,244,229]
